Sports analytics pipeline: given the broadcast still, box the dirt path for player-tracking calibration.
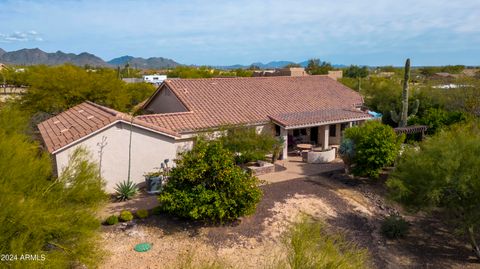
[100,173,480,269]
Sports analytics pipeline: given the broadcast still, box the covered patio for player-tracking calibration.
[269,108,373,163]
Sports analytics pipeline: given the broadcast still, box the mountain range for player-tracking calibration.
[0,48,180,69]
[0,48,346,70]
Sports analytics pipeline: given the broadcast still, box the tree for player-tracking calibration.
[218,125,281,164]
[158,138,262,222]
[0,106,107,268]
[342,120,404,178]
[284,63,301,68]
[344,65,369,79]
[387,122,480,259]
[18,65,154,115]
[306,58,333,75]
[409,108,468,135]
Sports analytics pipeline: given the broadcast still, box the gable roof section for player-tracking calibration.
[138,75,365,132]
[38,101,179,153]
[269,108,372,129]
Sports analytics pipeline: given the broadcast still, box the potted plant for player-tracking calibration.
[144,171,162,194]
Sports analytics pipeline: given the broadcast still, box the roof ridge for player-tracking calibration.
[164,75,331,82]
[84,100,120,117]
[136,111,194,118]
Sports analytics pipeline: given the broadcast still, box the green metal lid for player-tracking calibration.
[134,242,152,252]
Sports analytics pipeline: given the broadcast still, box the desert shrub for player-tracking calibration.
[158,138,262,222]
[409,107,468,135]
[276,217,371,269]
[114,180,138,201]
[218,125,280,164]
[387,122,480,259]
[105,215,119,225]
[119,210,134,222]
[343,120,404,178]
[381,215,409,239]
[152,206,163,215]
[0,106,108,268]
[136,209,149,219]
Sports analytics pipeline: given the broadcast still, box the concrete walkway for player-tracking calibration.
[258,155,344,183]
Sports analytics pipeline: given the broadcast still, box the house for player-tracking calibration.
[143,74,167,85]
[38,75,371,192]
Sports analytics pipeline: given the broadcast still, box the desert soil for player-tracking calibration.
[100,171,480,269]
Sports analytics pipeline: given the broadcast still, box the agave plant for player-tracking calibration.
[114,180,138,201]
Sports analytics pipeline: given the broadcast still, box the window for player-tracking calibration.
[275,125,281,136]
[341,123,348,131]
[329,124,336,137]
[293,128,307,136]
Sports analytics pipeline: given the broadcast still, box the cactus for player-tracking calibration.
[391,58,419,127]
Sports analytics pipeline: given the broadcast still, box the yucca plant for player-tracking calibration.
[114,180,138,201]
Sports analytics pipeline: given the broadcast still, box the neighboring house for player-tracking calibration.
[143,74,167,85]
[38,75,371,192]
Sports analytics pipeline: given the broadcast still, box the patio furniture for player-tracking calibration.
[296,143,313,151]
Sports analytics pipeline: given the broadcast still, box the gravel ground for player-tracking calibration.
[100,171,480,269]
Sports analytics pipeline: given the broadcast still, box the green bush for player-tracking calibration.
[381,215,409,239]
[136,209,149,219]
[387,122,480,259]
[119,210,134,222]
[219,125,280,164]
[114,180,138,201]
[158,138,262,222]
[151,206,163,215]
[277,217,371,269]
[409,108,467,135]
[105,215,119,225]
[343,120,404,178]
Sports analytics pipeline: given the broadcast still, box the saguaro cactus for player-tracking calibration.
[391,58,419,127]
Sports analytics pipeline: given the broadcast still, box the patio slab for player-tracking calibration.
[258,155,344,184]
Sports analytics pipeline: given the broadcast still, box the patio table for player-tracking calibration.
[296,143,313,151]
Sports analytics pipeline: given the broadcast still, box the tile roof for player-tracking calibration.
[38,101,179,153]
[139,75,365,132]
[268,108,372,128]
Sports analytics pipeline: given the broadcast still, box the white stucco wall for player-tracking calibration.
[54,122,187,193]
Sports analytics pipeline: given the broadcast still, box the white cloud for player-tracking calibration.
[0,30,44,42]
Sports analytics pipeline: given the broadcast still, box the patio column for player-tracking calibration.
[323,125,330,150]
[280,127,288,160]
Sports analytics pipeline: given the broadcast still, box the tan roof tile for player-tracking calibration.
[139,75,365,132]
[38,101,179,153]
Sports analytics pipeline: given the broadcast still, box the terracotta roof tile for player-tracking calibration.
[268,108,372,128]
[38,101,179,153]
[139,75,365,132]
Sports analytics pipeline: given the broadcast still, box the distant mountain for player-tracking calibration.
[108,55,180,69]
[0,48,107,67]
[0,48,180,69]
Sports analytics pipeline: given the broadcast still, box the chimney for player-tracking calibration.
[327,70,343,80]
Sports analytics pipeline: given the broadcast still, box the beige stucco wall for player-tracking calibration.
[145,86,187,114]
[55,122,185,193]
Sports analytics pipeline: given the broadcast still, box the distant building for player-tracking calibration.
[122,78,143,84]
[143,74,167,85]
[375,71,395,78]
[252,67,342,80]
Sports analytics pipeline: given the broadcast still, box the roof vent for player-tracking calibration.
[53,120,60,124]
[87,115,95,119]
[78,109,84,113]
[60,128,69,133]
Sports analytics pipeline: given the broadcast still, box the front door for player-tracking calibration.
[310,127,318,144]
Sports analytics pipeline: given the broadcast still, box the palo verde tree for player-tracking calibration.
[387,122,480,260]
[0,105,108,268]
[158,137,262,222]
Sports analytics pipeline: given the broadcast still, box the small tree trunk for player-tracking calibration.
[468,226,480,260]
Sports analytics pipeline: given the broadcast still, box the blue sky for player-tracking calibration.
[0,0,479,66]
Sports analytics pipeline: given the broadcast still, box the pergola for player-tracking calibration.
[394,125,428,140]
